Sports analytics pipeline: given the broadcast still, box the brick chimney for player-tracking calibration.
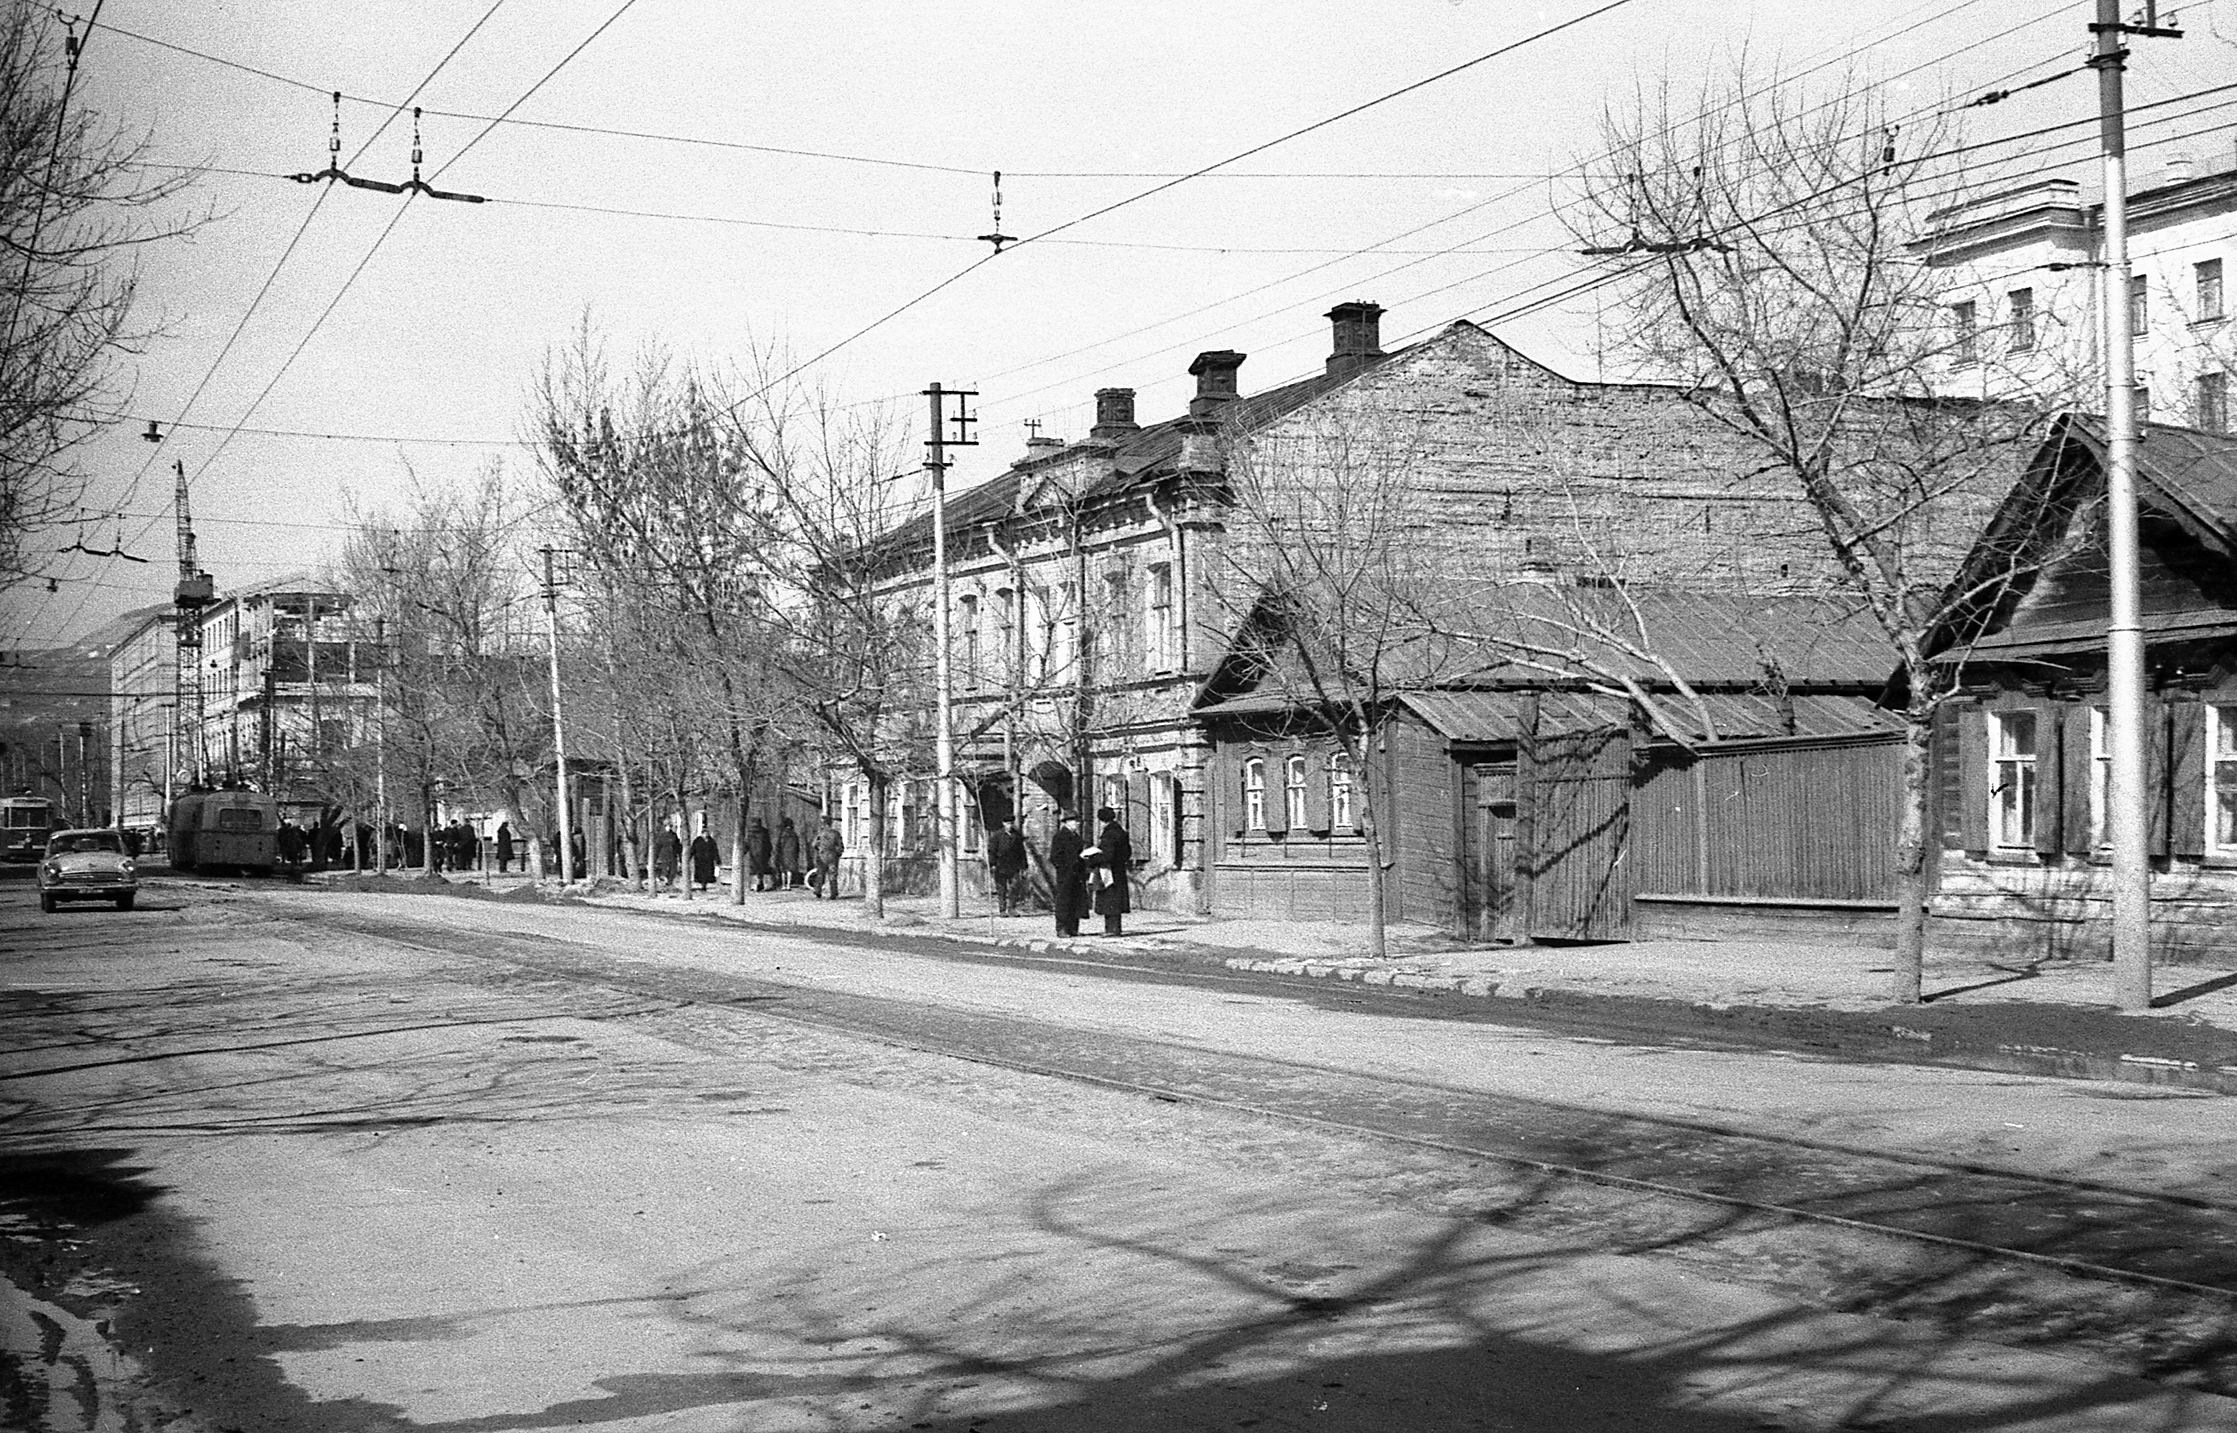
[1325,301,1384,378]
[1090,388,1138,441]
[1187,350,1245,417]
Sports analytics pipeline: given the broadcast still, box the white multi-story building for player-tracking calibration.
[109,611,177,833]
[189,576,376,801]
[1918,147,2234,432]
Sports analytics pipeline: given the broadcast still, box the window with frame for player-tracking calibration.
[1283,754,1308,830]
[1242,757,1266,832]
[958,594,980,686]
[2130,273,2149,337]
[1149,773,1175,864]
[2088,705,2111,850]
[2199,371,2230,434]
[1951,299,1978,364]
[2211,705,2237,855]
[994,586,1016,683]
[1990,710,2039,851]
[1145,563,1175,672]
[1329,752,1354,831]
[2200,258,2226,322]
[2008,287,2036,352]
[1098,570,1129,676]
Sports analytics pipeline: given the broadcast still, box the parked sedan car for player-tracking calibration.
[38,828,138,913]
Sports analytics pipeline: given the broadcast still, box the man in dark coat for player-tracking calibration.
[689,828,720,890]
[1048,812,1088,938]
[774,816,803,889]
[986,818,1029,916]
[1092,805,1133,936]
[745,818,773,891]
[653,825,683,890]
[495,821,515,874]
[810,819,844,899]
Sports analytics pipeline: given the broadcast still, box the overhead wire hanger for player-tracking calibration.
[291,91,407,193]
[977,171,1014,253]
[398,107,487,203]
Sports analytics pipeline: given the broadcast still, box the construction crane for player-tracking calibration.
[172,458,213,789]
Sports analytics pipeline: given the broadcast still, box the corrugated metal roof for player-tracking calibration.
[1459,588,1896,686]
[1390,689,1896,744]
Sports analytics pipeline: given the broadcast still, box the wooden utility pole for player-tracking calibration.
[542,546,576,884]
[924,383,978,919]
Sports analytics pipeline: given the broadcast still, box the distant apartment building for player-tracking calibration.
[1918,147,2235,432]
[109,611,177,831]
[188,576,376,805]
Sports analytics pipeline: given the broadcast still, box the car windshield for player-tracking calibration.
[49,831,123,855]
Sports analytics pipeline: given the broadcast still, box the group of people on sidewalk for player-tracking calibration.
[990,806,1132,938]
[647,815,847,897]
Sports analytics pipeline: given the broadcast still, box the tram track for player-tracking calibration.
[283,905,2237,1310]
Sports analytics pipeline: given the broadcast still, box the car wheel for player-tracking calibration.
[116,893,135,912]
[39,891,55,914]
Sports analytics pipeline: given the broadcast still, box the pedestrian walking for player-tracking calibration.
[810,819,844,899]
[774,816,803,889]
[987,818,1030,916]
[654,824,683,890]
[454,820,478,875]
[745,818,773,892]
[1091,805,1133,937]
[690,828,720,891]
[276,818,307,875]
[495,821,515,874]
[1048,811,1088,938]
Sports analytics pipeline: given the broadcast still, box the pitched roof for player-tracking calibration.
[870,332,1464,561]
[1394,689,1897,744]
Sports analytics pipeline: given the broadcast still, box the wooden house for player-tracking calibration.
[1933,415,2237,964]
[1194,590,1910,943]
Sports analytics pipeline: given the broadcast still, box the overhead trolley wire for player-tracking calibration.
[21,0,519,642]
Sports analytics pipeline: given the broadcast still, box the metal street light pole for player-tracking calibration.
[2092,0,2181,1010]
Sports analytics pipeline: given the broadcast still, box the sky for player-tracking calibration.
[5,0,2236,651]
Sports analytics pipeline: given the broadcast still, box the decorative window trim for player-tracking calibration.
[1242,757,1266,832]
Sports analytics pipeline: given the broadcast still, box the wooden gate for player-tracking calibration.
[1461,761,1520,943]
[1521,724,1633,941]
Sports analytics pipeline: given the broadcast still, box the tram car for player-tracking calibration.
[2,796,55,863]
[167,790,281,875]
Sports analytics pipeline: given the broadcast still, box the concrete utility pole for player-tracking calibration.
[2092,0,2181,1011]
[924,383,979,920]
[541,547,576,885]
[373,616,389,874]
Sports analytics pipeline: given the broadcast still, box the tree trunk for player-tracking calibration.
[1355,750,1390,961]
[1889,706,1936,1004]
[730,796,749,905]
[864,768,888,919]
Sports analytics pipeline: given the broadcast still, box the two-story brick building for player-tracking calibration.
[867,299,2015,915]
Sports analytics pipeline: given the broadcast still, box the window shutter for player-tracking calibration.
[2034,699,2065,858]
[1957,701,1988,855]
[2061,703,2095,856]
[1231,756,1248,838]
[1304,746,1332,833]
[2147,702,2172,857]
[2170,700,2207,858]
[1266,752,1292,833]
[1126,771,1150,846]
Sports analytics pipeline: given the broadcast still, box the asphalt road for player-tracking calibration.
[6,870,2237,1432]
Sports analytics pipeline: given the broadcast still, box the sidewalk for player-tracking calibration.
[316,867,2237,1093]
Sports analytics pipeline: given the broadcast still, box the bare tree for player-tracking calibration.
[1217,411,1453,959]
[0,3,199,587]
[1571,65,2076,1001]
[338,462,551,878]
[535,325,809,904]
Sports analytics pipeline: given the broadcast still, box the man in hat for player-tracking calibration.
[1048,811,1088,938]
[1091,805,1133,936]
